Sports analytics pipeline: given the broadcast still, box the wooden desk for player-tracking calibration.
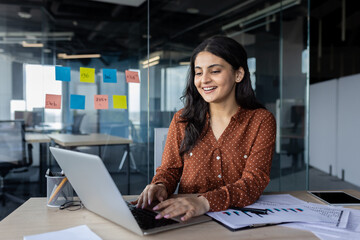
[47,133,132,147]
[47,133,133,193]
[25,133,51,195]
[2,191,359,240]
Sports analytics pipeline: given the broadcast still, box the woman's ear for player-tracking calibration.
[235,67,245,83]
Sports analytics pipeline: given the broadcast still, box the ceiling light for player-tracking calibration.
[179,61,190,65]
[18,7,32,19]
[141,55,160,65]
[43,49,52,53]
[142,60,159,68]
[187,8,199,14]
[91,0,146,7]
[142,34,151,39]
[21,41,44,48]
[57,53,101,59]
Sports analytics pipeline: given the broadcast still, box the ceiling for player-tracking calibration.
[1,0,296,63]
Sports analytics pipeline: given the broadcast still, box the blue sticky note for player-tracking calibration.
[70,95,85,110]
[102,68,117,83]
[55,66,71,82]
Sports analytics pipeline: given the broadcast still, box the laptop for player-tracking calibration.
[49,147,212,236]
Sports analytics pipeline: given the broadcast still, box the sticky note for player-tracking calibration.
[94,95,109,109]
[55,66,71,82]
[80,67,95,83]
[103,69,117,83]
[45,94,61,109]
[70,94,86,110]
[113,95,127,109]
[125,70,140,83]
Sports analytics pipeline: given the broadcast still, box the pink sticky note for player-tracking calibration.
[125,70,140,83]
[45,94,61,109]
[94,95,109,109]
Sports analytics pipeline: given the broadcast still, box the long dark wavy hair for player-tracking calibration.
[179,36,264,155]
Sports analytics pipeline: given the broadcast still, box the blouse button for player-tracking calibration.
[216,156,220,160]
[218,174,222,179]
[190,152,193,157]
[244,155,248,159]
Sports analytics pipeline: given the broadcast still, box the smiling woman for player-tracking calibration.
[135,36,276,222]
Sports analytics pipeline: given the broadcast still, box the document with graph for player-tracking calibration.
[207,194,350,231]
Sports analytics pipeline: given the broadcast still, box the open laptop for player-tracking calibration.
[49,147,211,236]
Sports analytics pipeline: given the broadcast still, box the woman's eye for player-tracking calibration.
[212,70,220,74]
[195,72,202,76]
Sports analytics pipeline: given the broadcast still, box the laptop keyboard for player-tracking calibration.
[127,202,178,230]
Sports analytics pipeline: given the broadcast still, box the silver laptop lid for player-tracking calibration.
[49,147,143,236]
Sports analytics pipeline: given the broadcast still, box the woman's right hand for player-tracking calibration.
[134,183,168,209]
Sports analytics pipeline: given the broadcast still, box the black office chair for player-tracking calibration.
[0,120,33,206]
[282,105,305,171]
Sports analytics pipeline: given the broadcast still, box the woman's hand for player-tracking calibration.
[152,196,210,221]
[133,183,168,209]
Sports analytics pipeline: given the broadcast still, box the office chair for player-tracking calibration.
[0,120,33,206]
[282,105,305,171]
[118,121,138,172]
[72,113,86,134]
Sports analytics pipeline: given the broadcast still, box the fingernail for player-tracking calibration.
[148,200,151,205]
[159,197,163,201]
[164,214,170,219]
[142,204,145,209]
[181,217,185,221]
[155,214,162,219]
[153,205,158,210]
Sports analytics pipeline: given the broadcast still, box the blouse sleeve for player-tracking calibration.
[151,112,184,195]
[201,112,276,211]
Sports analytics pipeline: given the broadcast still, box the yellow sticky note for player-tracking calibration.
[113,95,127,109]
[80,67,95,83]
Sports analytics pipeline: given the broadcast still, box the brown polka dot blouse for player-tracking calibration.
[151,107,276,212]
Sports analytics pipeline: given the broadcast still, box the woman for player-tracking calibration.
[135,36,276,222]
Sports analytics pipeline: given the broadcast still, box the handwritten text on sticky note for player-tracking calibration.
[103,69,117,83]
[113,95,127,109]
[94,95,109,109]
[80,67,95,83]
[45,94,62,109]
[125,70,140,83]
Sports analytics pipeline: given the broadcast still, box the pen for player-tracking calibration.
[232,207,268,215]
[48,177,68,204]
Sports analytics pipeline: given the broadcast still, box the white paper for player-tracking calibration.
[284,222,360,240]
[346,208,360,232]
[23,225,102,240]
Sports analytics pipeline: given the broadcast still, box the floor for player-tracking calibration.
[1,166,360,221]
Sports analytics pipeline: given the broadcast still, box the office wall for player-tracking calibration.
[337,74,360,186]
[0,56,13,120]
[309,79,337,174]
[310,74,360,187]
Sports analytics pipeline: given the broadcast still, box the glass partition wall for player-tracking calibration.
[0,0,309,212]
[147,0,310,192]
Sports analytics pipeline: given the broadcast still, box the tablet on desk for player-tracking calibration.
[308,191,360,205]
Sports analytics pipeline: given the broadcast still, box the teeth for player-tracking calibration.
[203,87,216,91]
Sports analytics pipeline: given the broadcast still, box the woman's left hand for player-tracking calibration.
[152,196,210,221]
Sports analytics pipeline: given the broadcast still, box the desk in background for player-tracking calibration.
[47,133,133,193]
[25,133,51,195]
[3,191,360,240]
[25,122,65,133]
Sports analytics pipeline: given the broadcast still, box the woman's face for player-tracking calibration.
[194,51,243,105]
